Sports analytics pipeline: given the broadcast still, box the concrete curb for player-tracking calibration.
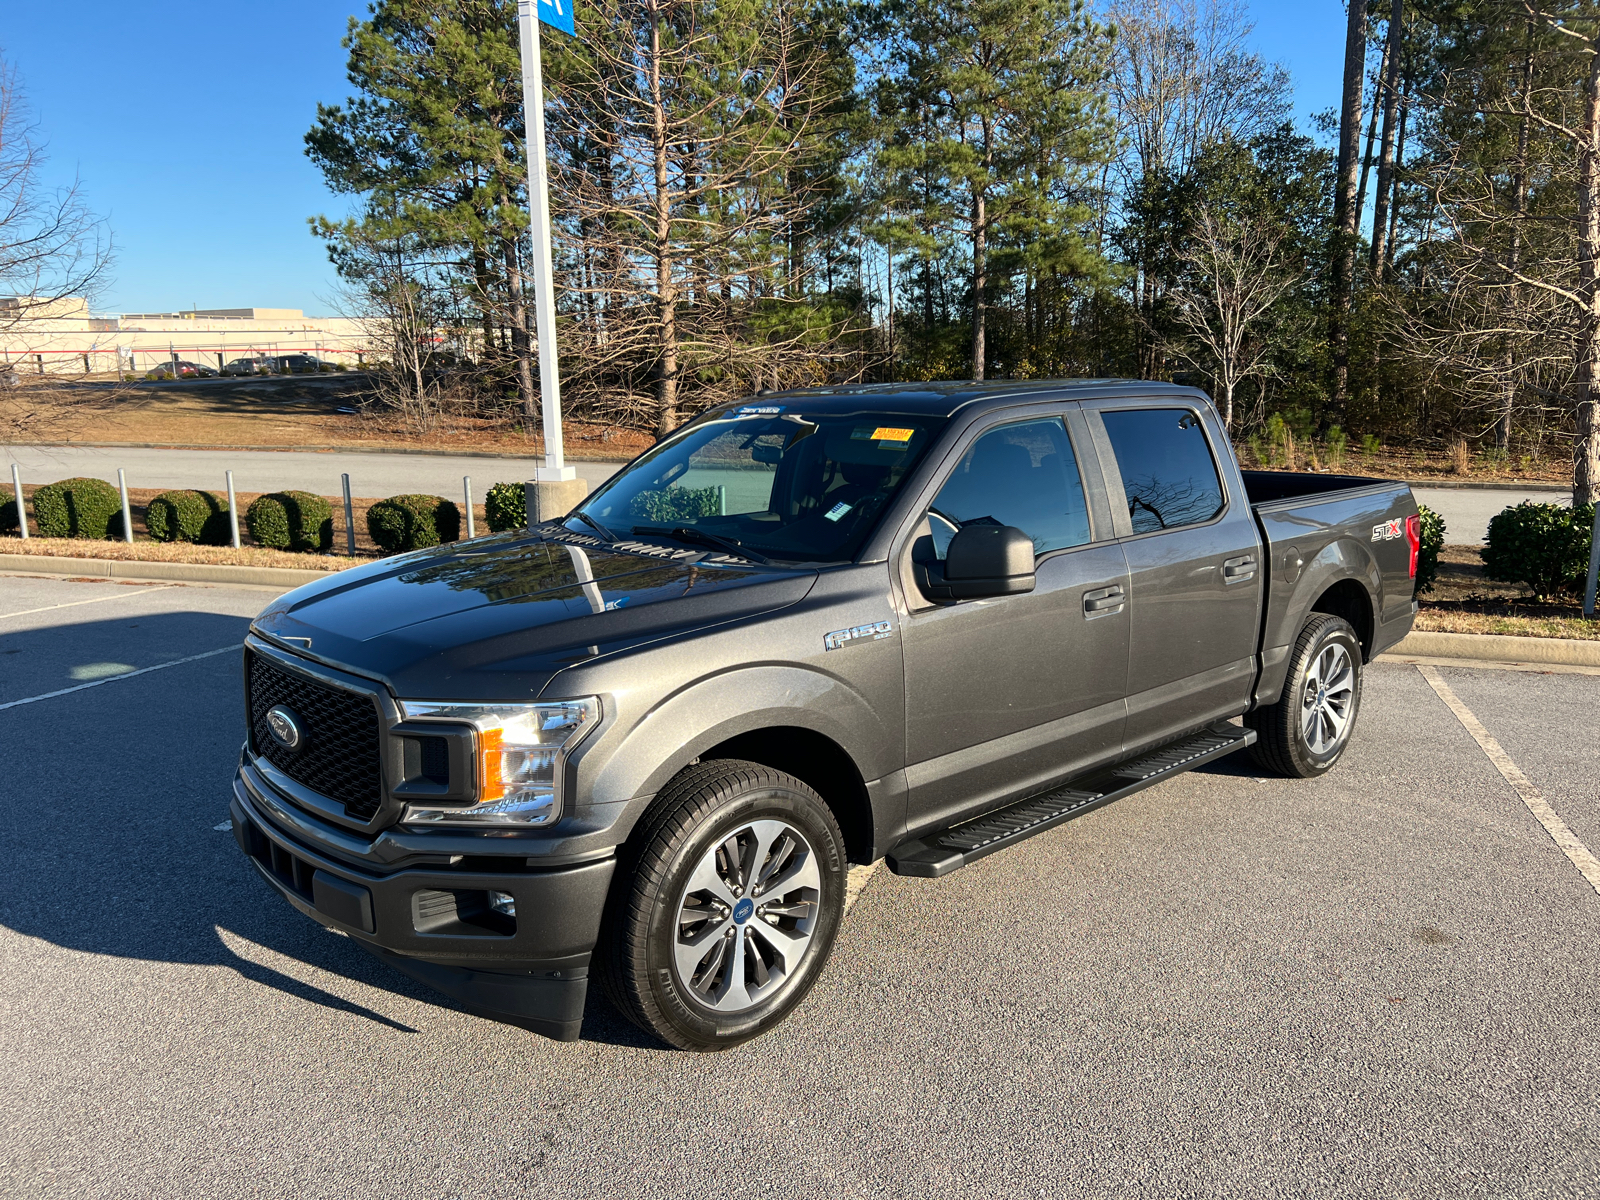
[1389,630,1600,667]
[3,440,632,464]
[0,553,343,589]
[1407,480,1568,491]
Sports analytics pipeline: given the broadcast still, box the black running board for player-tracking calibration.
[885,724,1256,878]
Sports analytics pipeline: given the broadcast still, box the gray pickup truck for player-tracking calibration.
[233,381,1419,1050]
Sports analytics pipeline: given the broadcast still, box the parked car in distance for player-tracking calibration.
[273,354,337,374]
[145,360,217,379]
[222,357,273,377]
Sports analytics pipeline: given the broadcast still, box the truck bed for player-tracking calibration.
[1239,470,1419,708]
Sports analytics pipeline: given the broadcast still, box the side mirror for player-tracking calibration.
[914,524,1036,601]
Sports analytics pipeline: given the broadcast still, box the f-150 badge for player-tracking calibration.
[1372,519,1403,541]
[824,620,893,651]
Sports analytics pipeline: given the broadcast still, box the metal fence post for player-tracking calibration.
[225,471,240,548]
[117,468,134,543]
[342,473,356,556]
[463,476,475,539]
[10,462,27,539]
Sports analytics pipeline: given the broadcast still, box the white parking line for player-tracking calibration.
[0,645,239,711]
[0,585,171,621]
[1419,664,1600,895]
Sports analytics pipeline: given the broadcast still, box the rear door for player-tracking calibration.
[894,405,1130,836]
[1081,398,1262,752]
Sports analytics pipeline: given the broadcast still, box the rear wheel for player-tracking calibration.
[1246,613,1363,778]
[600,759,846,1051]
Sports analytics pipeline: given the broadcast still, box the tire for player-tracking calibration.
[600,759,847,1051]
[1246,613,1364,779]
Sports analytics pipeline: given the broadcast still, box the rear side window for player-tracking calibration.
[1100,408,1224,534]
[928,417,1092,556]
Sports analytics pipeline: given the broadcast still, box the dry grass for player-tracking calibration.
[8,374,655,458]
[1412,608,1600,640]
[1416,543,1599,640]
[0,537,361,571]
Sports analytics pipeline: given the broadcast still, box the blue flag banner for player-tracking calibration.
[538,0,574,36]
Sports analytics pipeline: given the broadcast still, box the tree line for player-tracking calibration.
[307,0,1600,502]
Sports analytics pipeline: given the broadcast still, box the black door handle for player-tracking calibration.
[1222,555,1257,582]
[1084,586,1125,614]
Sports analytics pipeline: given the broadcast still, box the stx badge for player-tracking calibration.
[1372,519,1403,542]
[824,620,893,651]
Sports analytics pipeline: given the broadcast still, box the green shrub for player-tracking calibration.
[32,477,121,539]
[1361,433,1382,456]
[629,486,722,524]
[485,481,526,532]
[246,490,333,552]
[367,493,460,554]
[0,496,21,535]
[146,489,231,544]
[1481,501,1595,598]
[1415,504,1446,596]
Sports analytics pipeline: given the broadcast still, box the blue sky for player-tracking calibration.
[2,1,1346,317]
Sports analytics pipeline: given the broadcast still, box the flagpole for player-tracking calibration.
[516,0,574,484]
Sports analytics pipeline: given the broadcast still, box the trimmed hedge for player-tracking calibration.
[1482,501,1596,598]
[147,489,231,544]
[367,493,460,554]
[1414,503,1445,596]
[485,481,525,532]
[246,490,333,552]
[33,477,121,539]
[629,485,722,524]
[0,497,20,535]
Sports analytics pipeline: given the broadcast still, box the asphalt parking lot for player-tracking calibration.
[1,573,1597,1199]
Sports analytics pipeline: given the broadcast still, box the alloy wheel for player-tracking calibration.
[673,820,821,1013]
[1301,642,1355,755]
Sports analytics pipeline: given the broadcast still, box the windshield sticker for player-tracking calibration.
[735,405,784,416]
[824,501,852,522]
[871,426,914,443]
[823,620,894,651]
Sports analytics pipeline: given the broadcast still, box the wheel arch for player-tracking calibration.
[1308,576,1376,660]
[698,727,874,865]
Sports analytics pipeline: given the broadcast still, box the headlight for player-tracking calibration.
[398,698,600,827]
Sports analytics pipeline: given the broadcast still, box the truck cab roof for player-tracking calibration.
[703,379,1209,422]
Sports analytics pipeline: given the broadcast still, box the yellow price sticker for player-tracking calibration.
[870,427,914,443]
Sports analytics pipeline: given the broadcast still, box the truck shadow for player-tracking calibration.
[0,606,654,1046]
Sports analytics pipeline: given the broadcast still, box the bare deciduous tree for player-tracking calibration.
[1165,205,1296,429]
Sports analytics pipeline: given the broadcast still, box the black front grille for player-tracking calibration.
[247,650,384,820]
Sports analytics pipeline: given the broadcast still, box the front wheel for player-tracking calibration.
[600,760,847,1051]
[1246,613,1363,778]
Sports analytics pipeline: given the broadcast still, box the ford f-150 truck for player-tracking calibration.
[232,380,1420,1050]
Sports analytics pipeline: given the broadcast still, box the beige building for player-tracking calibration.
[0,297,373,374]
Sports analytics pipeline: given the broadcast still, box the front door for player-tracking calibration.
[898,409,1130,837]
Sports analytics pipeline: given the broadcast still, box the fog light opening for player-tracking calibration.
[489,890,516,918]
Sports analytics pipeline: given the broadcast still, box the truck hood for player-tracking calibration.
[250,532,817,700]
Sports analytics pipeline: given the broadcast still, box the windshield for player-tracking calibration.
[568,407,947,563]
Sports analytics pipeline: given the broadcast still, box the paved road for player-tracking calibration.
[2,573,1598,1198]
[3,444,626,500]
[1412,485,1569,544]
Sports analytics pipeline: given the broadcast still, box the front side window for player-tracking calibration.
[1100,407,1225,534]
[571,409,945,563]
[926,417,1092,558]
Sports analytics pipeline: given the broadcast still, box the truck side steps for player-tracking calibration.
[885,724,1256,878]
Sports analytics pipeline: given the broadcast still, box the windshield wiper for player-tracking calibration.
[571,510,615,541]
[631,525,769,564]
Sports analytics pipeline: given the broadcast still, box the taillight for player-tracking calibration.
[1405,513,1421,578]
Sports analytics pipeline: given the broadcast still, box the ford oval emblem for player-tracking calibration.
[265,705,303,751]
